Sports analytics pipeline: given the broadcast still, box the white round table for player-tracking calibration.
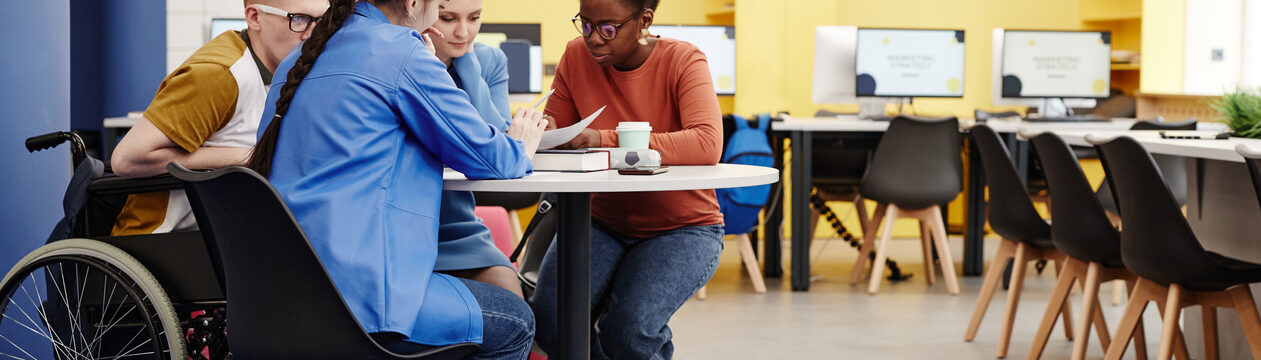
[443,164,778,360]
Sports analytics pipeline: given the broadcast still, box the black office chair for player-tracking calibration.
[964,125,1076,358]
[851,115,962,294]
[1024,132,1149,360]
[169,163,479,360]
[1092,136,1261,360]
[1095,118,1197,220]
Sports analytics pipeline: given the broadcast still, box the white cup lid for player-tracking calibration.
[616,121,652,131]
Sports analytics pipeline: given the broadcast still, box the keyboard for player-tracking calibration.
[1025,115,1109,122]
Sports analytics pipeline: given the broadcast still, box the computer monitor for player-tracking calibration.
[812,26,857,105]
[476,24,543,94]
[209,18,248,42]
[854,28,966,98]
[650,25,736,95]
[1000,30,1111,99]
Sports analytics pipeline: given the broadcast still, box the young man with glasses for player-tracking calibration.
[109,0,327,235]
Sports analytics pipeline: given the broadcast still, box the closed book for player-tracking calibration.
[532,149,610,172]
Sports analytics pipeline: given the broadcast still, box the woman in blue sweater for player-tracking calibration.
[428,0,523,297]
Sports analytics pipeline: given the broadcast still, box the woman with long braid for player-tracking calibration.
[249,0,546,357]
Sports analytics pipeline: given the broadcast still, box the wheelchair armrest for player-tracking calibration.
[87,173,184,196]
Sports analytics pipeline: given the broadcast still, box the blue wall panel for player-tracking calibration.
[0,0,71,354]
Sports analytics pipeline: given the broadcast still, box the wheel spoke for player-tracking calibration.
[21,274,75,360]
[0,351,34,360]
[50,262,87,358]
[108,328,151,360]
[0,333,39,360]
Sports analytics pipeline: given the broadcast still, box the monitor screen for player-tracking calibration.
[650,25,736,95]
[209,19,247,41]
[855,28,966,98]
[476,24,543,94]
[1001,30,1111,99]
[812,26,857,105]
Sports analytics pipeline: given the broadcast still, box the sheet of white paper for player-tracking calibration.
[538,106,605,150]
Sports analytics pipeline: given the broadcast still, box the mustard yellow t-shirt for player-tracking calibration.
[112,31,272,235]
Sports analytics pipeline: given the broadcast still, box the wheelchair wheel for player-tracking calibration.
[0,239,184,359]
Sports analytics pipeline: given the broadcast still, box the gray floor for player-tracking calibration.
[667,235,1181,359]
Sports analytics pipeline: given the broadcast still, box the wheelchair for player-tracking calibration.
[1,132,479,360]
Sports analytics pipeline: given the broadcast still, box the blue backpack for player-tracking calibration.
[717,114,775,235]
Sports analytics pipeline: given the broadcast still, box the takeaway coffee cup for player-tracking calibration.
[616,122,651,149]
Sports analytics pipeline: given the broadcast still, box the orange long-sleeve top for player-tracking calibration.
[545,37,725,237]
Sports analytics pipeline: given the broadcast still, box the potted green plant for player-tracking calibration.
[1210,88,1261,138]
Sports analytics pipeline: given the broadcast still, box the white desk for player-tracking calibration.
[1041,129,1258,163]
[443,164,778,193]
[444,164,778,360]
[767,115,1141,289]
[1032,129,1261,359]
[770,115,1138,133]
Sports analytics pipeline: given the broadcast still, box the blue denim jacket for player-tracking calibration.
[258,1,532,345]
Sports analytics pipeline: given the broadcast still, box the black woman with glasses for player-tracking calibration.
[109,0,328,236]
[531,0,726,358]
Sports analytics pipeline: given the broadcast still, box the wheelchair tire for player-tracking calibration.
[0,238,185,360]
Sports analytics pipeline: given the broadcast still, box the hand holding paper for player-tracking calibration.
[538,106,605,150]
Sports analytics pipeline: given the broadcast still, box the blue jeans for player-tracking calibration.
[372,278,535,360]
[531,222,724,360]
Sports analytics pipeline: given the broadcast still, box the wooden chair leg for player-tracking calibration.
[1157,284,1184,360]
[851,203,888,285]
[1113,280,1126,306]
[507,209,523,244]
[1072,262,1103,360]
[1056,258,1076,341]
[998,242,1030,358]
[736,234,766,294]
[926,206,959,295]
[966,239,1017,342]
[1049,255,1079,338]
[1105,278,1155,360]
[867,206,899,294]
[1203,305,1218,360]
[1092,297,1112,353]
[1228,285,1261,359]
[1126,278,1149,360]
[919,221,935,285]
[853,194,870,237]
[1026,257,1080,360]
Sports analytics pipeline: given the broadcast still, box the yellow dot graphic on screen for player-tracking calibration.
[1028,39,1036,47]
[1092,79,1107,94]
[947,78,961,93]
[951,37,958,44]
[883,38,889,45]
[718,75,733,91]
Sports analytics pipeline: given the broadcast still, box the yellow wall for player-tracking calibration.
[480,0,735,113]
[735,0,1093,118]
[1140,0,1185,93]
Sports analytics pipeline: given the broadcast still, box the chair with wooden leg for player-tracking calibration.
[1092,135,1261,360]
[1026,131,1149,360]
[962,125,1074,358]
[848,116,962,295]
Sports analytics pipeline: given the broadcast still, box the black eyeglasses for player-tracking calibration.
[255,4,322,33]
[572,9,645,40]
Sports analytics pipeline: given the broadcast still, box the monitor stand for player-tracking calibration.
[1037,98,1072,118]
[858,97,910,120]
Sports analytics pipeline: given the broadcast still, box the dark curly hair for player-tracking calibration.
[619,0,660,11]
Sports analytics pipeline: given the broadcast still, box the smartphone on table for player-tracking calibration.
[617,167,669,175]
